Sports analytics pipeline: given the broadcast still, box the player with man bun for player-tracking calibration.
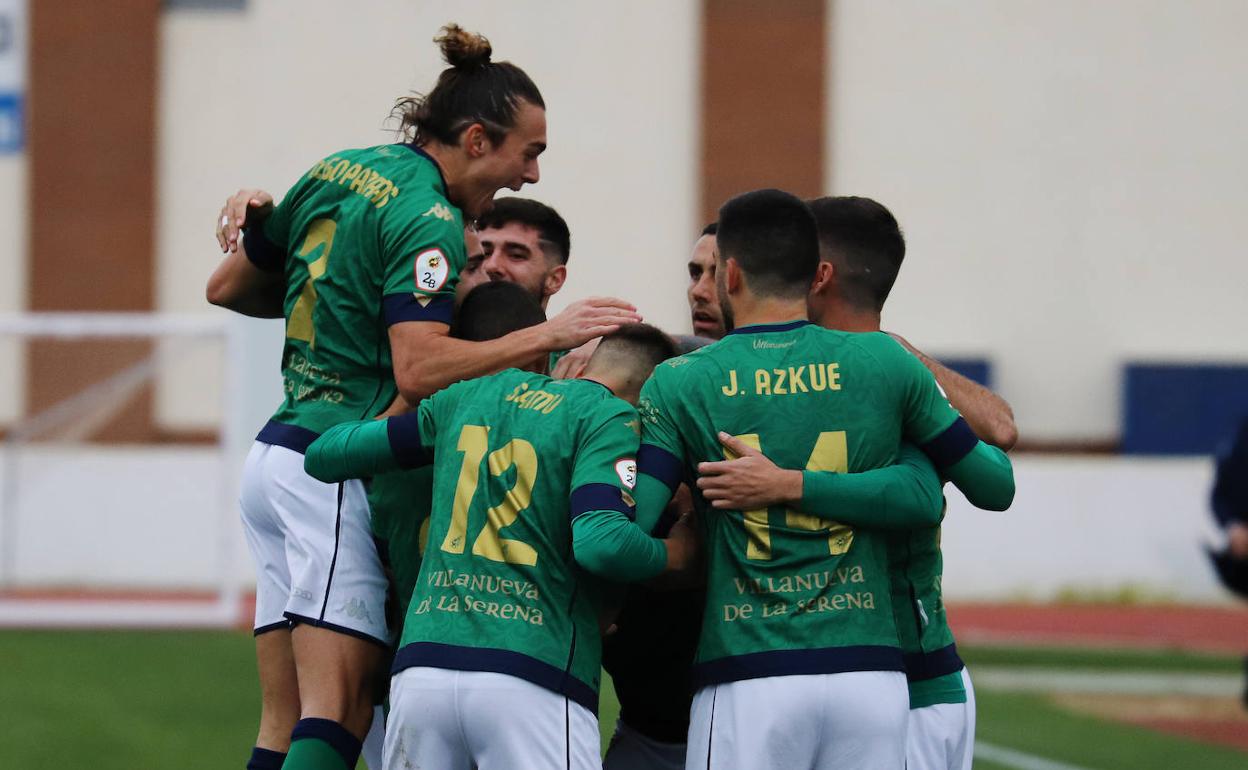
[207,24,639,770]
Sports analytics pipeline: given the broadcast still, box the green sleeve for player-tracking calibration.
[566,396,666,580]
[634,370,683,532]
[799,444,945,529]
[304,419,402,482]
[943,441,1015,511]
[571,509,667,582]
[304,402,438,483]
[380,196,466,326]
[876,335,1016,512]
[634,473,677,535]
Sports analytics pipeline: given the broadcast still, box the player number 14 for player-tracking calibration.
[728,430,854,560]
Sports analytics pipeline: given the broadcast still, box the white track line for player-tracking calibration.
[972,666,1241,698]
[976,741,1097,770]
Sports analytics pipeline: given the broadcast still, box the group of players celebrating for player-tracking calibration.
[207,24,1017,770]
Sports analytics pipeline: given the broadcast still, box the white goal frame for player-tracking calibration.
[0,312,248,628]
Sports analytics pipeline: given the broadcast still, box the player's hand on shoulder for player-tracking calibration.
[697,432,802,510]
[216,188,275,253]
[542,297,641,351]
[552,337,601,379]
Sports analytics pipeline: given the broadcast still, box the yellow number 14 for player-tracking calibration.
[728,431,853,560]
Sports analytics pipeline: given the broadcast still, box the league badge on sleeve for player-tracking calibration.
[615,458,638,489]
[413,248,449,295]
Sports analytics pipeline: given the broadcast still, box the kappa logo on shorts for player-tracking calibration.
[413,248,450,295]
[615,458,637,489]
[422,202,455,222]
[337,597,375,625]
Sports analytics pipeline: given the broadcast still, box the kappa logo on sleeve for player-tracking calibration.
[413,248,450,295]
[615,458,638,489]
[422,202,455,222]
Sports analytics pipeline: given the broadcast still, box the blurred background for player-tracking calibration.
[1,1,1247,768]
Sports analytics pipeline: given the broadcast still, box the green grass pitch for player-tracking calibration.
[2,630,1244,769]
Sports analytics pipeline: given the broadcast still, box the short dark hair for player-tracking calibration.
[451,281,546,341]
[394,24,545,147]
[700,221,718,237]
[476,197,571,265]
[806,196,905,312]
[716,189,818,299]
[594,323,679,372]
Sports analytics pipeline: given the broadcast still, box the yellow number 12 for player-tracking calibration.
[440,425,540,566]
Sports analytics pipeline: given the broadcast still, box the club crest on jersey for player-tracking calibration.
[413,248,449,294]
[615,458,637,489]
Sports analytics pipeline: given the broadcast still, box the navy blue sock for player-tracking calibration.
[284,718,363,770]
[247,746,287,770]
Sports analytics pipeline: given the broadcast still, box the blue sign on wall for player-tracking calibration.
[0,92,20,153]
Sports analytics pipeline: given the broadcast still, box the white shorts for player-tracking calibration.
[907,667,977,770]
[239,441,390,644]
[384,667,601,770]
[603,718,686,770]
[686,671,908,770]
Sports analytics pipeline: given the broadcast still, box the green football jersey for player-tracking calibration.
[368,467,435,634]
[890,520,967,707]
[636,320,969,687]
[392,370,642,713]
[243,144,466,451]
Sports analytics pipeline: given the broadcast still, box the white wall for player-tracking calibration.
[156,0,699,429]
[829,0,1248,442]
[942,456,1228,602]
[1,452,1232,606]
[0,154,26,423]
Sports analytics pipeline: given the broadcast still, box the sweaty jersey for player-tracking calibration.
[393,370,641,714]
[637,320,968,687]
[244,144,466,451]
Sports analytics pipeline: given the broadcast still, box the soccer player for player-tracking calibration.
[687,222,725,340]
[632,189,1014,770]
[206,25,640,770]
[304,324,698,770]
[476,197,570,308]
[698,195,1018,770]
[598,224,722,770]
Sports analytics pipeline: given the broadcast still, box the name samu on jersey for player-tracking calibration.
[243,143,467,452]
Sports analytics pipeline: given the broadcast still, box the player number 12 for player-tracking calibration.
[440,424,540,566]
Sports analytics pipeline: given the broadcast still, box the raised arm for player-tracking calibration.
[206,188,285,318]
[389,296,640,402]
[697,435,944,529]
[890,333,1018,451]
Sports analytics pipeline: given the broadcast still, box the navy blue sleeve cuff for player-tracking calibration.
[383,293,454,327]
[919,417,979,470]
[242,227,285,273]
[638,443,683,492]
[386,412,432,468]
[569,483,635,522]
